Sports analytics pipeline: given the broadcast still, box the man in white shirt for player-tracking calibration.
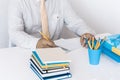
[8,0,95,49]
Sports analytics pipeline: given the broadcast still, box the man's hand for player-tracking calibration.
[80,33,94,47]
[36,38,56,48]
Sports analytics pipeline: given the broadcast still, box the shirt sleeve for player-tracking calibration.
[8,0,39,49]
[62,0,95,36]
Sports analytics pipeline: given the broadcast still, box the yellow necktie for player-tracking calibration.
[40,0,50,38]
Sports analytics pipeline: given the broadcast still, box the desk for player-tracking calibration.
[0,47,120,80]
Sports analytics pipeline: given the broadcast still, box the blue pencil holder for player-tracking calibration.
[88,48,101,65]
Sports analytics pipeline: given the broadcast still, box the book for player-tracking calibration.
[30,47,72,79]
[30,64,72,80]
[43,73,72,80]
[34,48,71,63]
[32,51,69,68]
[30,62,70,77]
[30,58,70,74]
[32,48,71,69]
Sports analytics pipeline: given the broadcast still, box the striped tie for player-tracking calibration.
[40,0,50,38]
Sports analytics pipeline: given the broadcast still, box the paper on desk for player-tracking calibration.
[54,38,81,51]
[54,33,112,51]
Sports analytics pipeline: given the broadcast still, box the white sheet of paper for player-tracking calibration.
[54,38,81,51]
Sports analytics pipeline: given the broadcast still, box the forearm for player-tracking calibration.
[9,30,39,49]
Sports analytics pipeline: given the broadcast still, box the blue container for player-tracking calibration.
[102,41,120,62]
[88,49,101,65]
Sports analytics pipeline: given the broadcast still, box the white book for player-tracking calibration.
[35,48,71,64]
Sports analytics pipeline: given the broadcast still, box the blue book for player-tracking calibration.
[30,58,70,74]
[102,34,120,62]
[30,63,72,80]
[30,62,70,78]
[32,51,69,65]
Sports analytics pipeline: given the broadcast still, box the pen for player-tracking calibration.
[39,32,49,41]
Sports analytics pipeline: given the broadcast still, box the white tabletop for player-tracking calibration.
[0,47,120,80]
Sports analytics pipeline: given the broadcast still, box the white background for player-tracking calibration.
[0,0,9,48]
[0,0,120,48]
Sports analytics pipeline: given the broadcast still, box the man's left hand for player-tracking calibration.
[80,33,94,47]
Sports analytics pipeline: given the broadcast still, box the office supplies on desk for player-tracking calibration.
[34,48,71,63]
[30,61,70,77]
[91,37,94,49]
[30,48,72,80]
[30,64,72,80]
[102,34,120,62]
[87,37,102,65]
[87,37,106,50]
[94,40,100,50]
[88,48,101,65]
[88,40,92,49]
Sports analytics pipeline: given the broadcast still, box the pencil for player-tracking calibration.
[88,40,92,49]
[39,32,49,41]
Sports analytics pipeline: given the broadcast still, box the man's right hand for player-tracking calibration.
[36,38,56,48]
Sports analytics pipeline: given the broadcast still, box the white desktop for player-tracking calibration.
[0,33,120,80]
[0,46,120,80]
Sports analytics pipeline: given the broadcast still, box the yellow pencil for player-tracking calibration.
[94,41,100,50]
[39,32,49,41]
[88,40,92,49]
[91,37,94,49]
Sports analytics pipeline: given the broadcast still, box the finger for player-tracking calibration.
[47,41,56,47]
[80,36,85,46]
[43,45,51,48]
[83,40,87,47]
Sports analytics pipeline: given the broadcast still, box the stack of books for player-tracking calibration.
[30,48,72,80]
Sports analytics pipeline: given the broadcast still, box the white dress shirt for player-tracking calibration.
[8,0,94,49]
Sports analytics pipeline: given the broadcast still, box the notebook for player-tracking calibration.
[30,62,70,77]
[30,65,72,80]
[34,48,71,64]
[30,58,70,74]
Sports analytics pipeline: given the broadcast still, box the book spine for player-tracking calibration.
[43,73,72,80]
[30,65,44,80]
